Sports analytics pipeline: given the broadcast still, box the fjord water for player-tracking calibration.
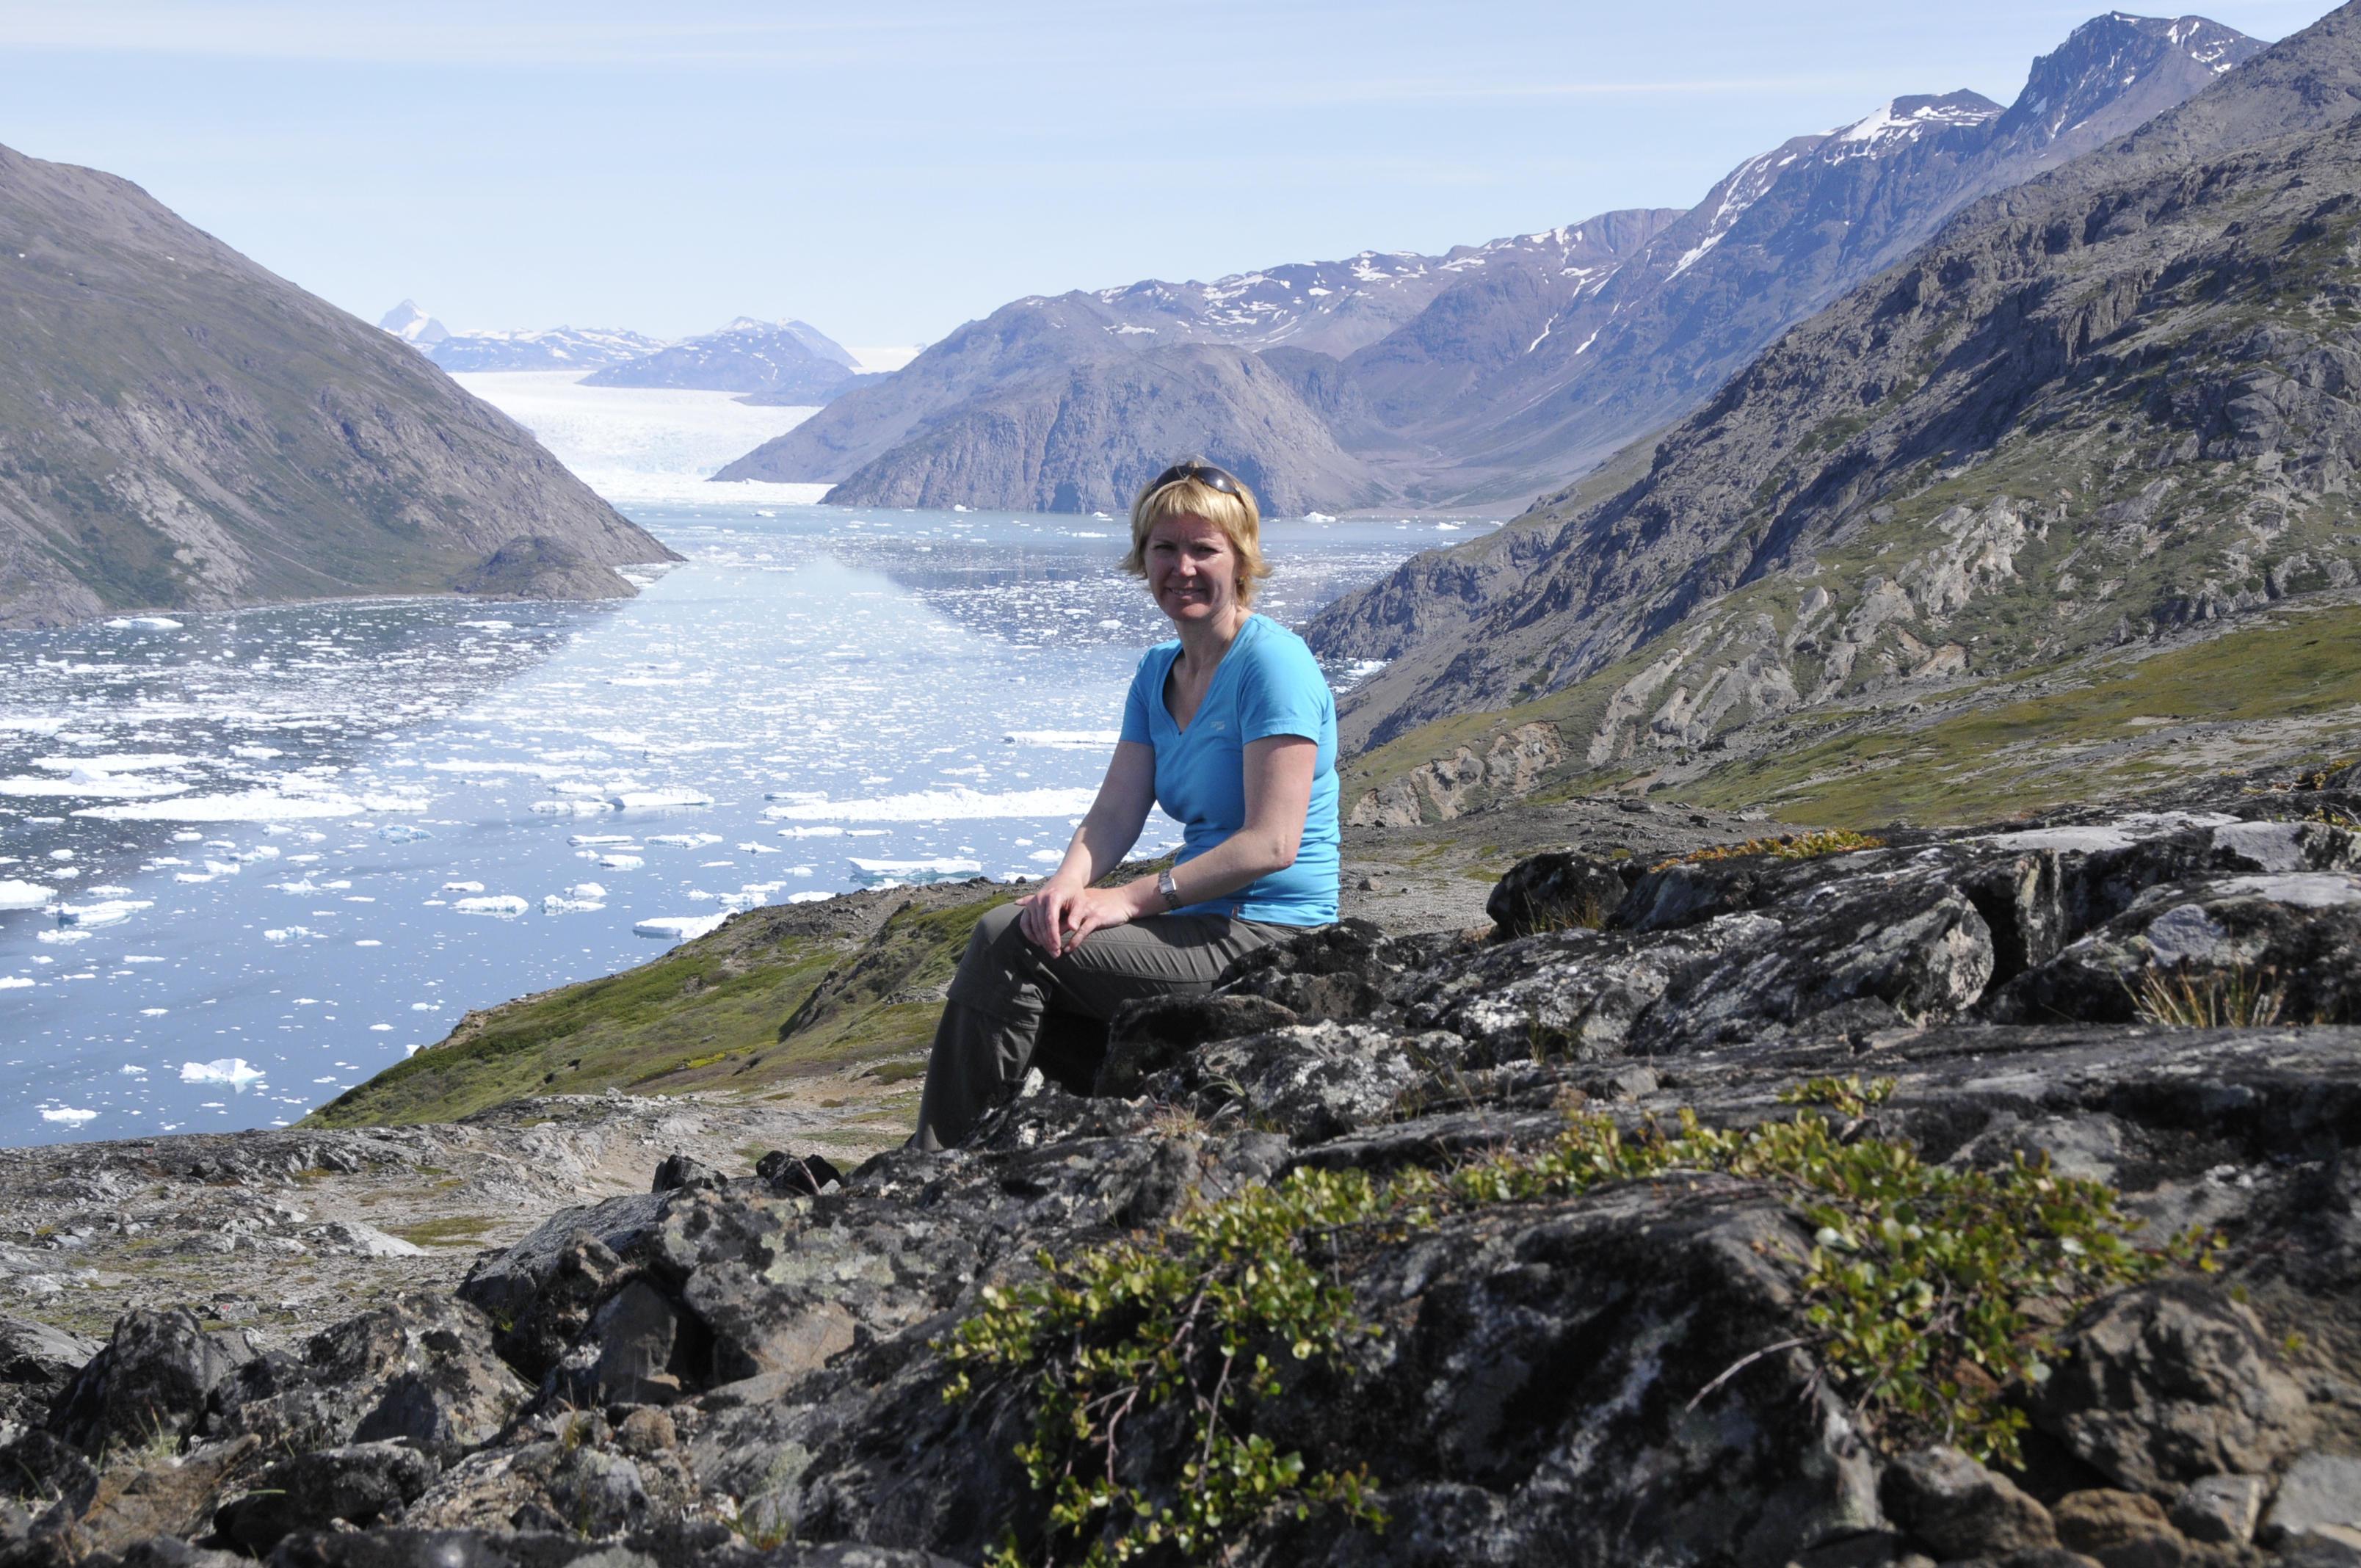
[0,499,1469,1144]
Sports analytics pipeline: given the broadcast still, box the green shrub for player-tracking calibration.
[944,1081,2208,1565]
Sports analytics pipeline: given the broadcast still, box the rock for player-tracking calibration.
[650,1155,726,1195]
[457,1200,670,1383]
[112,1535,253,1568]
[1136,1021,1423,1141]
[209,1293,529,1463]
[1487,851,1632,936]
[2169,1474,2266,1544]
[48,1310,254,1454]
[610,1409,674,1459]
[2263,1452,2361,1547]
[1096,994,1301,1097]
[563,1282,694,1408]
[211,1442,440,1555]
[2052,1489,2187,1566]
[403,1434,649,1536]
[49,1434,259,1558]
[0,1430,95,1506]
[1879,1446,2059,1558]
[1988,871,2361,1026]
[0,1317,99,1432]
[753,1152,841,1197]
[1212,918,1399,1021]
[1631,873,1995,1049]
[301,1222,427,1259]
[2031,1281,2314,1495]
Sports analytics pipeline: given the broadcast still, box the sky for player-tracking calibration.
[0,1,2335,347]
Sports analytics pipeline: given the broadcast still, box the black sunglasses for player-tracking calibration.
[1145,461,1244,497]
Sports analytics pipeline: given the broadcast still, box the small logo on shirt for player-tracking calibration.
[1208,721,1227,732]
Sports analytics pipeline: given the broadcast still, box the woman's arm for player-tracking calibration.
[1017,740,1157,954]
[1020,734,1316,957]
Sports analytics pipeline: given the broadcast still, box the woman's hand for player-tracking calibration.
[1015,878,1142,958]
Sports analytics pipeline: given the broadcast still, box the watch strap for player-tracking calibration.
[1157,868,1182,910]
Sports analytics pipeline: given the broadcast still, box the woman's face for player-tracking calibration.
[1145,512,1242,628]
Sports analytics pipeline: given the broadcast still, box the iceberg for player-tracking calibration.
[380,824,432,843]
[181,1058,264,1085]
[568,834,635,846]
[768,787,1098,822]
[440,881,485,893]
[633,913,729,941]
[598,854,645,870]
[613,789,714,810]
[0,879,52,910]
[848,856,983,884]
[104,616,183,630]
[76,791,363,821]
[541,894,606,913]
[454,894,530,916]
[39,1108,98,1125]
[58,899,152,927]
[0,976,33,989]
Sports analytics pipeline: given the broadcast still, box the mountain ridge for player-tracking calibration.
[710,12,2264,515]
[0,145,677,629]
[1306,0,2361,829]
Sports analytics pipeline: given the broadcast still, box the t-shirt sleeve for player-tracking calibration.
[1236,633,1332,744]
[1119,652,1156,744]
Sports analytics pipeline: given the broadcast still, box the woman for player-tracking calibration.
[912,460,1340,1150]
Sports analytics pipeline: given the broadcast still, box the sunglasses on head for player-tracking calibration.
[1146,461,1244,497]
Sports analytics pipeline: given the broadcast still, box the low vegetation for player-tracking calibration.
[1651,828,1885,871]
[946,1076,2205,1565]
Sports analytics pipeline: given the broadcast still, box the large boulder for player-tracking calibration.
[1487,851,1633,937]
[47,1310,253,1454]
[2031,1280,2315,1496]
[209,1293,529,1462]
[0,1317,99,1434]
[1879,1446,2059,1559]
[212,1442,440,1555]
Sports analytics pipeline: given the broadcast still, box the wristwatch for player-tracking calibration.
[1157,868,1183,910]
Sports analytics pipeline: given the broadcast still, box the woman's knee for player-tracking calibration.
[967,901,1025,961]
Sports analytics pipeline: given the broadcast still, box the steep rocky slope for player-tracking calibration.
[1312,1,2361,828]
[1,764,2359,1564]
[0,147,677,629]
[714,12,2257,514]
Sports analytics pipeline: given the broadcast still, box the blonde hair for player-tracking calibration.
[1122,459,1270,607]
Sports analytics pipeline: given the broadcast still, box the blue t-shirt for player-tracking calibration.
[1119,614,1339,925]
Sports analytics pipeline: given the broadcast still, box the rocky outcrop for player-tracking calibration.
[0,143,677,628]
[1,774,2358,1565]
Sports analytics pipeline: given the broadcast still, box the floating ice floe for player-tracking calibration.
[775,824,844,838]
[40,1108,97,1125]
[380,824,432,843]
[598,854,645,870]
[633,913,729,941]
[454,895,530,917]
[764,790,827,804]
[0,976,34,990]
[0,880,53,910]
[441,880,485,893]
[1002,731,1123,749]
[541,894,606,914]
[567,882,606,899]
[104,616,183,630]
[263,926,322,942]
[271,879,322,895]
[613,789,714,810]
[35,930,90,945]
[769,787,1099,822]
[363,794,429,813]
[77,790,365,821]
[0,772,191,799]
[848,857,984,883]
[786,890,833,904]
[58,899,152,927]
[568,835,634,847]
[647,832,724,848]
[181,1058,264,1085]
[230,745,284,760]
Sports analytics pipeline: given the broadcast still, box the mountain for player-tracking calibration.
[711,12,2262,515]
[0,145,676,628]
[711,218,1683,509]
[1307,0,2361,828]
[582,316,858,399]
[422,324,670,372]
[380,298,448,345]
